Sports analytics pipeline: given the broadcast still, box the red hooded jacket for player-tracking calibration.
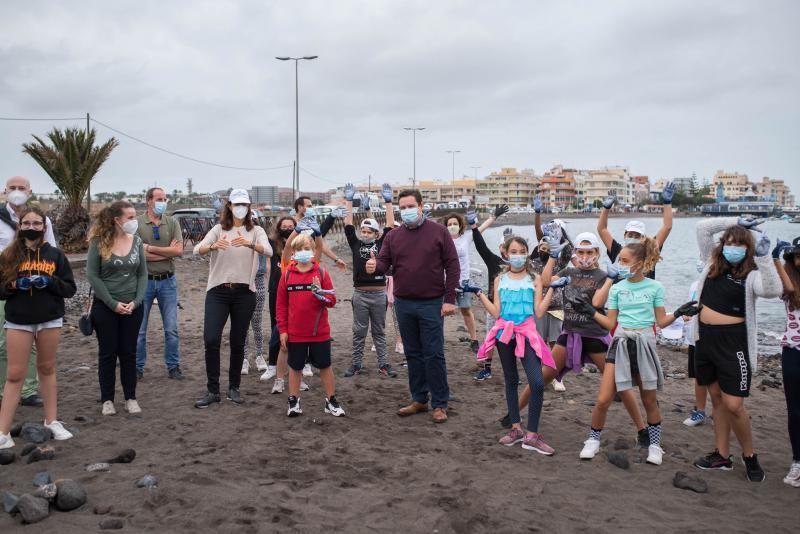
[276,260,336,342]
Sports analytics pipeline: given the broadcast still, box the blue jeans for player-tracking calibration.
[394,297,449,409]
[497,338,545,432]
[136,275,180,372]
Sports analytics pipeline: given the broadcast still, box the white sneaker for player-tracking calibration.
[260,365,277,382]
[0,432,14,449]
[101,401,116,416]
[647,445,664,465]
[255,356,268,372]
[271,378,285,394]
[300,381,310,391]
[552,378,566,392]
[371,345,376,352]
[241,359,249,375]
[579,438,601,460]
[287,397,303,417]
[784,461,800,487]
[302,364,313,377]
[324,396,346,417]
[395,343,404,355]
[43,420,73,441]
[125,399,142,414]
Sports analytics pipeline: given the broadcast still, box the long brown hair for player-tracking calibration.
[442,212,466,236]
[0,206,47,290]
[220,201,254,231]
[270,216,296,257]
[88,201,133,260]
[502,236,537,278]
[783,252,800,309]
[707,225,756,280]
[624,235,662,275]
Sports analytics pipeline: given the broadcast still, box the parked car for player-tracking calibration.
[171,208,217,221]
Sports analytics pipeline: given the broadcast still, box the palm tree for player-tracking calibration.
[22,127,118,252]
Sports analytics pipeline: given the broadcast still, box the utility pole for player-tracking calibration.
[470,166,481,205]
[276,56,318,195]
[86,112,91,214]
[403,127,425,188]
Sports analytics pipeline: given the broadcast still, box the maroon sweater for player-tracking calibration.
[375,219,460,304]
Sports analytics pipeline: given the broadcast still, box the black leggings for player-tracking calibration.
[497,338,545,432]
[268,288,280,366]
[92,299,144,402]
[783,346,800,461]
[203,286,256,394]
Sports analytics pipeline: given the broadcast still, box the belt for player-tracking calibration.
[148,272,174,281]
[217,283,249,290]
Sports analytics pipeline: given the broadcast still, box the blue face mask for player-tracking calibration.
[153,201,167,215]
[292,250,313,264]
[618,266,634,279]
[722,246,746,265]
[623,237,640,246]
[304,207,316,217]
[508,255,527,270]
[400,207,420,226]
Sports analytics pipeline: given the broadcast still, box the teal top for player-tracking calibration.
[497,272,535,338]
[608,278,665,329]
[86,235,148,310]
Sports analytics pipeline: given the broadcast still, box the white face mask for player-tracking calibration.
[7,190,29,207]
[121,219,139,235]
[232,206,249,220]
[447,224,460,236]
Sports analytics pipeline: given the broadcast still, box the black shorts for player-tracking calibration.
[605,338,640,375]
[287,341,332,371]
[694,322,750,397]
[687,345,696,379]
[556,334,609,355]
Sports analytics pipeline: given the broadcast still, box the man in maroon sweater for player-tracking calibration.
[366,189,459,423]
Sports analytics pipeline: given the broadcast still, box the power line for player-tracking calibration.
[0,116,85,121]
[300,166,340,185]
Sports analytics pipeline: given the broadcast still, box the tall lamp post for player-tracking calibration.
[403,127,425,189]
[470,166,481,205]
[276,55,318,197]
[446,150,461,202]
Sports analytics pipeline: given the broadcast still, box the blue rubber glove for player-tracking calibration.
[15,277,32,291]
[502,227,513,240]
[542,221,563,242]
[545,236,564,258]
[754,234,771,257]
[493,204,509,218]
[605,263,620,281]
[296,216,321,237]
[460,280,482,294]
[549,276,571,289]
[533,195,543,214]
[381,183,393,203]
[662,181,676,204]
[30,275,51,289]
[343,183,356,202]
[466,208,478,226]
[602,191,617,210]
[773,239,792,259]
[331,207,345,219]
[361,193,371,212]
[737,216,764,232]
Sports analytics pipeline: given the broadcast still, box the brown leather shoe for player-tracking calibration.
[432,407,448,423]
[397,401,428,416]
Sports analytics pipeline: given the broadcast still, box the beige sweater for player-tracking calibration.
[193,224,271,292]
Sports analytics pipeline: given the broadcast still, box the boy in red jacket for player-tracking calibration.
[276,234,345,417]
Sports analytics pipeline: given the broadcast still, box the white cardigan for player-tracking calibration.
[692,217,781,373]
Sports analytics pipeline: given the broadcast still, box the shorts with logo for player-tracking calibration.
[694,322,750,397]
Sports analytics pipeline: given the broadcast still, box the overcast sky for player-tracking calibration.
[1,0,798,197]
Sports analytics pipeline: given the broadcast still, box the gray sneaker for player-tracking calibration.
[194,391,220,409]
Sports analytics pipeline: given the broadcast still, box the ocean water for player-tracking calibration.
[478,217,798,356]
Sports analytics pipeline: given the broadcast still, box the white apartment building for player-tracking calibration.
[584,166,635,207]
[477,168,538,207]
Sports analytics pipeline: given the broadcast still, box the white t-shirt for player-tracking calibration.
[683,280,700,346]
[452,231,473,282]
[0,203,58,253]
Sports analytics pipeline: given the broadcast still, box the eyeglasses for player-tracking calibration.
[20,221,44,229]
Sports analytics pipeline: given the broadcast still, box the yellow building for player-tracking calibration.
[476,168,538,207]
[713,170,750,200]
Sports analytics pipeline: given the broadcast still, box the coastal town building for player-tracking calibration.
[583,166,635,207]
[539,165,577,211]
[754,176,794,207]
[713,170,750,200]
[476,168,538,207]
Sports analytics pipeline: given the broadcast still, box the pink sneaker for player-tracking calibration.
[522,433,555,455]
[499,428,525,446]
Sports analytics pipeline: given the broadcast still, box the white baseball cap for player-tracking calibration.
[553,219,567,230]
[360,218,381,232]
[574,232,601,249]
[228,189,251,204]
[624,220,646,236]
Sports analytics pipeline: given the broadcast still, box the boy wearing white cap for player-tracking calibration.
[596,184,675,279]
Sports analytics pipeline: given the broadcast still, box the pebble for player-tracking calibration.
[19,422,52,444]
[20,443,37,456]
[55,479,88,511]
[93,504,112,515]
[613,437,631,451]
[606,451,630,470]
[33,483,57,501]
[582,400,595,406]
[2,491,19,514]
[99,518,124,530]
[16,494,49,524]
[74,415,94,423]
[136,474,158,488]
[0,450,15,465]
[672,407,683,413]
[542,400,552,408]
[673,471,708,493]
[107,448,136,464]
[32,471,51,486]
[760,378,782,389]
[567,400,575,405]
[87,462,111,472]
[26,445,55,464]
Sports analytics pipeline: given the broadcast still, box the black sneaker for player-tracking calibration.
[21,393,44,407]
[194,391,220,409]
[637,428,650,448]
[343,364,365,377]
[324,395,346,417]
[168,367,185,380]
[499,413,512,429]
[379,364,398,378]
[136,370,144,380]
[742,454,766,482]
[287,396,302,417]
[226,387,244,405]
[694,450,733,471]
[470,340,480,353]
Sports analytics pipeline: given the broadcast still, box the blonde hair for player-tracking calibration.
[625,235,662,274]
[291,233,314,251]
[88,201,133,261]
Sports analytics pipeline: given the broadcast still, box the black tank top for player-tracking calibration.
[700,274,746,317]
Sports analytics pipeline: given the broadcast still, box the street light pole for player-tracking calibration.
[403,127,425,189]
[276,55,318,195]
[470,166,481,205]
[446,150,460,202]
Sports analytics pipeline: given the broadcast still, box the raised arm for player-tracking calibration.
[654,182,675,248]
[695,217,739,263]
[381,183,395,228]
[472,227,502,269]
[597,191,616,251]
[343,183,356,226]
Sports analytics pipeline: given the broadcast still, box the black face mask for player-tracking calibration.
[20,229,44,241]
[279,228,294,239]
[539,250,550,262]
